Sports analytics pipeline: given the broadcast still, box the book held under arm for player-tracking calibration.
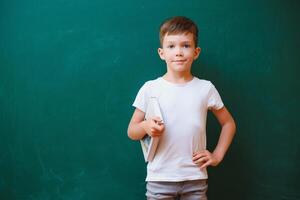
[140,97,164,162]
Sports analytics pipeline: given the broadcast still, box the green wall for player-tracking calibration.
[1,0,299,199]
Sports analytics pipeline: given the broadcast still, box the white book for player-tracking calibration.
[140,97,164,162]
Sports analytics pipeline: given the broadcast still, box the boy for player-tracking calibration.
[128,16,236,200]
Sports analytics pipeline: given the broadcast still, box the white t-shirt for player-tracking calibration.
[133,77,224,182]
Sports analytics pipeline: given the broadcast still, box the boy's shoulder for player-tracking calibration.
[192,77,218,91]
[193,77,213,85]
[141,77,162,88]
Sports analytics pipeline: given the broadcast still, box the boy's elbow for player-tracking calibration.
[223,117,236,136]
[230,118,237,135]
[127,126,139,140]
[127,127,134,140]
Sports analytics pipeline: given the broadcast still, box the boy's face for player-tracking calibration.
[158,33,201,74]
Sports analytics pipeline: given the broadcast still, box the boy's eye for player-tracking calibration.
[183,44,191,48]
[167,44,174,48]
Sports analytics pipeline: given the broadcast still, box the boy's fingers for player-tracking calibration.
[193,153,209,162]
[152,117,163,124]
[193,152,207,160]
[192,154,200,161]
[152,116,161,121]
[151,125,164,137]
[193,154,205,161]
[193,150,211,157]
[200,160,211,169]
[152,131,162,137]
[157,124,165,132]
[193,157,208,165]
[152,123,164,131]
[151,119,162,126]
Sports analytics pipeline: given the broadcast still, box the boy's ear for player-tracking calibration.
[158,48,165,60]
[193,47,201,60]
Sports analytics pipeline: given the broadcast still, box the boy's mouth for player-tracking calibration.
[172,60,187,63]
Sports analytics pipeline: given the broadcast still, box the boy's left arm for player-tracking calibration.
[193,106,236,169]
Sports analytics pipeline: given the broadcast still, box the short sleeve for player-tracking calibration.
[132,82,148,113]
[207,83,224,110]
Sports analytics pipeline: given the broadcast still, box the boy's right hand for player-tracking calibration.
[141,117,165,137]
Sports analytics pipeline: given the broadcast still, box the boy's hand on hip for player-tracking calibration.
[192,150,222,169]
[142,117,165,137]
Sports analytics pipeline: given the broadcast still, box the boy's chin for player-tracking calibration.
[170,66,191,73]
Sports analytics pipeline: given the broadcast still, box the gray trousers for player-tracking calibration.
[146,179,208,200]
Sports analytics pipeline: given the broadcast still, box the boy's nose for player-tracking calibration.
[175,47,183,56]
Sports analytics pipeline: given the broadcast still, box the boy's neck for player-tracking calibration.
[162,71,194,84]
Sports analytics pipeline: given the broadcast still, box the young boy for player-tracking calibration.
[128,16,236,200]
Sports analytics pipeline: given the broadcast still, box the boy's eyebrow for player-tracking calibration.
[164,40,193,43]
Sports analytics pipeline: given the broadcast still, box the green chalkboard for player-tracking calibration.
[0,0,299,199]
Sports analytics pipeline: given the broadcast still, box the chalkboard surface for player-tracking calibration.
[1,0,299,199]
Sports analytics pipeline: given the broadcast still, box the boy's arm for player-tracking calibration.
[193,106,236,168]
[210,106,236,163]
[127,108,165,140]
